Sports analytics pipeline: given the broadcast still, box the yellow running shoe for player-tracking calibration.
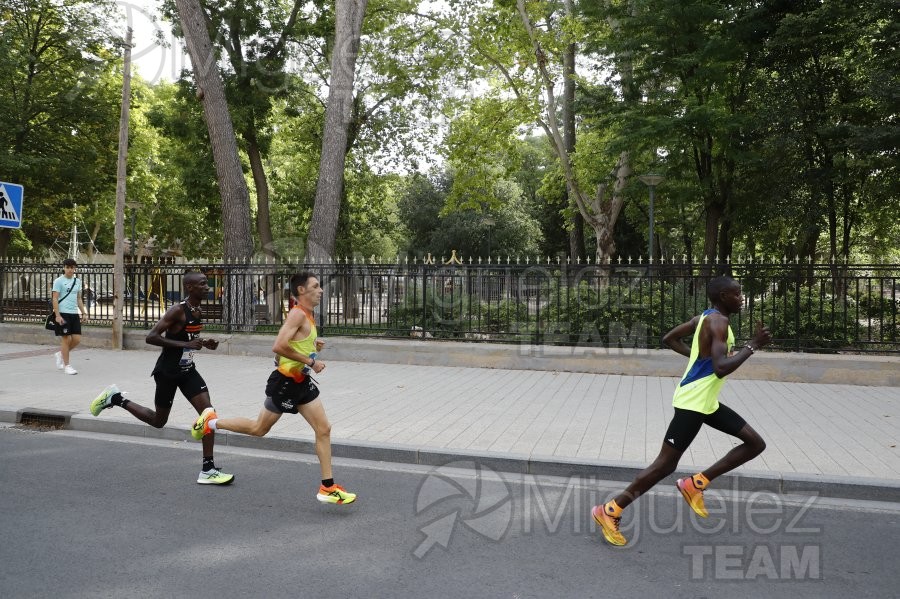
[676,477,708,518]
[191,407,217,440]
[90,384,121,416]
[591,504,626,546]
[317,483,357,504]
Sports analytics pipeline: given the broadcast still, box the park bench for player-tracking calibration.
[201,303,223,322]
[253,304,271,324]
[198,304,272,324]
[0,298,50,319]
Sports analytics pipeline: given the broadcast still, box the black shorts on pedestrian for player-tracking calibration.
[153,369,209,408]
[263,370,320,415]
[55,313,82,336]
[663,403,747,452]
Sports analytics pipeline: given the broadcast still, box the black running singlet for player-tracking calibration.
[152,301,203,377]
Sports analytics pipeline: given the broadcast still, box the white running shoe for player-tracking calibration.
[64,365,78,375]
[197,468,234,485]
[55,352,64,370]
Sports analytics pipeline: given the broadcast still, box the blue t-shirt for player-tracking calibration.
[52,275,81,314]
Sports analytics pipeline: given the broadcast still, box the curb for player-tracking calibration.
[5,406,900,504]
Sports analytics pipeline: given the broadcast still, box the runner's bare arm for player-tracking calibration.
[77,287,88,321]
[709,316,770,378]
[661,315,699,357]
[51,290,63,323]
[146,305,200,349]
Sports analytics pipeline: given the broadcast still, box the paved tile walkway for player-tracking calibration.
[2,341,898,481]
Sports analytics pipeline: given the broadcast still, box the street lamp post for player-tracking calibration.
[638,174,664,260]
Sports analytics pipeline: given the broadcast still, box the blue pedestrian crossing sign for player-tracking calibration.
[0,182,24,229]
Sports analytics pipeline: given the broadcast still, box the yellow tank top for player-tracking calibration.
[671,309,735,414]
[277,307,317,381]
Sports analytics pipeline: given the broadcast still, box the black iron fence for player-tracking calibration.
[1,259,898,353]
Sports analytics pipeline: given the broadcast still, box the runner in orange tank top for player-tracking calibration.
[192,271,357,504]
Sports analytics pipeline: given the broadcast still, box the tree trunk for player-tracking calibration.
[176,0,254,329]
[306,0,368,262]
[562,31,584,260]
[716,216,732,275]
[840,182,853,262]
[569,211,585,260]
[517,0,625,266]
[0,229,10,258]
[245,128,275,258]
[702,202,721,275]
[86,222,101,259]
[175,0,253,262]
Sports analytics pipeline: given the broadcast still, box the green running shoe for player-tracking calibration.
[90,384,121,416]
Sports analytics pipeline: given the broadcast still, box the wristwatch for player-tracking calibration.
[746,344,756,354]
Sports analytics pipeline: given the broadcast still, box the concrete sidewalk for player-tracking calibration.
[1,339,898,503]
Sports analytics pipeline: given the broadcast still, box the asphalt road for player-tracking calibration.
[1,425,897,599]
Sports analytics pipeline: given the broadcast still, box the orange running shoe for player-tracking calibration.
[317,483,357,504]
[191,407,217,440]
[591,504,626,546]
[676,477,708,518]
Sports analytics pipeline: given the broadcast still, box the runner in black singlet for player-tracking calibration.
[88,271,234,485]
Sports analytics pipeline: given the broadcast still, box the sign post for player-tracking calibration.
[0,181,23,323]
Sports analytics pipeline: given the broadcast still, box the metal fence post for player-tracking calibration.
[421,265,427,339]
[534,271,541,346]
[794,265,802,351]
[0,258,6,323]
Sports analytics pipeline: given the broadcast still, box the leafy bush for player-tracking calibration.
[383,275,898,350]
[852,287,900,320]
[480,298,533,334]
[741,285,858,350]
[537,276,703,347]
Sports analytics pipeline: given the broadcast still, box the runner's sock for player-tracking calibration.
[692,473,710,489]
[605,500,623,518]
[208,419,218,431]
[110,393,125,407]
[203,457,215,472]
[322,478,334,488]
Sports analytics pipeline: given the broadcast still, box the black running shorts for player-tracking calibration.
[263,370,320,414]
[153,369,209,408]
[55,313,82,336]
[663,403,747,452]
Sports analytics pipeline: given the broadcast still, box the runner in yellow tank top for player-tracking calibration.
[276,306,318,382]
[670,309,736,414]
[592,276,772,546]
[192,271,357,505]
